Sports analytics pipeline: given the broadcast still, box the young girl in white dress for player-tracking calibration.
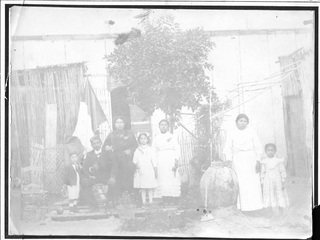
[133,133,158,206]
[261,143,289,216]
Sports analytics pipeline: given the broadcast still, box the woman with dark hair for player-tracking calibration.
[102,116,138,199]
[223,113,263,213]
[152,119,181,204]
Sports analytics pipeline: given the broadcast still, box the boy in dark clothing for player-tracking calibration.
[64,152,82,214]
[81,135,117,210]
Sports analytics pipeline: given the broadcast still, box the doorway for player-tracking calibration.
[283,95,308,177]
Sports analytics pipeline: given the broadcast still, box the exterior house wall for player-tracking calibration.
[211,30,313,158]
[10,27,313,178]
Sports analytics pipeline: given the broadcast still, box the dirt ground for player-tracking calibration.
[12,176,312,238]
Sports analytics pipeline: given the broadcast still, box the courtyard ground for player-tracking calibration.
[11,176,312,238]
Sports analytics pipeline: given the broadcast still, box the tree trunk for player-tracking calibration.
[168,114,175,134]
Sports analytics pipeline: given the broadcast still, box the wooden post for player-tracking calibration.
[169,114,175,134]
[205,182,208,209]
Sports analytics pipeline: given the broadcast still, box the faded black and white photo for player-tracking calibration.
[3,2,316,239]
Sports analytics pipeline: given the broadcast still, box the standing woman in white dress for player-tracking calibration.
[152,119,181,205]
[224,114,263,213]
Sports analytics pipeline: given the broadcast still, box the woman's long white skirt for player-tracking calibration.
[233,151,263,211]
[154,150,181,198]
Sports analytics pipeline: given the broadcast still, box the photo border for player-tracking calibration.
[2,1,318,239]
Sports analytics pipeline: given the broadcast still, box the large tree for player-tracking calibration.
[107,15,214,120]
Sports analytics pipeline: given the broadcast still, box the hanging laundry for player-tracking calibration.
[72,102,95,153]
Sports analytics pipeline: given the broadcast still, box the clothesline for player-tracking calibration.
[210,85,277,120]
[237,80,283,88]
[226,58,304,97]
[196,65,295,123]
[244,85,273,92]
[225,60,305,103]
[238,59,303,86]
[228,82,279,101]
[209,68,295,120]
[227,68,298,96]
[196,80,276,122]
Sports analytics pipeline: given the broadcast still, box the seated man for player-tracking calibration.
[81,134,117,210]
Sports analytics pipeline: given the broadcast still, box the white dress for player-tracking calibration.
[261,157,289,208]
[224,126,263,211]
[152,132,181,198]
[133,145,158,189]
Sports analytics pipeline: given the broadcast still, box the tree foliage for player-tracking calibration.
[107,15,215,116]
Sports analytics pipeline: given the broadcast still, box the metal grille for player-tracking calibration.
[43,145,65,194]
[56,144,65,193]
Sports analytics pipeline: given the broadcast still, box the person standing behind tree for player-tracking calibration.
[102,116,138,201]
[152,119,181,205]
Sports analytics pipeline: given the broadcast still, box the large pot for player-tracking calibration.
[200,161,239,209]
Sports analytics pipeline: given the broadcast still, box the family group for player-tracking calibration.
[64,113,290,217]
[224,114,290,216]
[63,117,181,214]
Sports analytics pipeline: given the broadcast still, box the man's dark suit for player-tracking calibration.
[80,149,117,207]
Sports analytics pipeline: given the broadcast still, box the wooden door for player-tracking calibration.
[283,96,308,177]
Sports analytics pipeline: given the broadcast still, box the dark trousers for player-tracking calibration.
[80,178,118,207]
[116,155,135,194]
[80,178,97,207]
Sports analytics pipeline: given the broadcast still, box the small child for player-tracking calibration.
[261,143,289,216]
[133,133,158,207]
[64,152,82,214]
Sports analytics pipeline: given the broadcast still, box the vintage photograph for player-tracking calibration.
[5,2,315,238]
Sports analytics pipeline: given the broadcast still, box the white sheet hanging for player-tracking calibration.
[72,102,94,153]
